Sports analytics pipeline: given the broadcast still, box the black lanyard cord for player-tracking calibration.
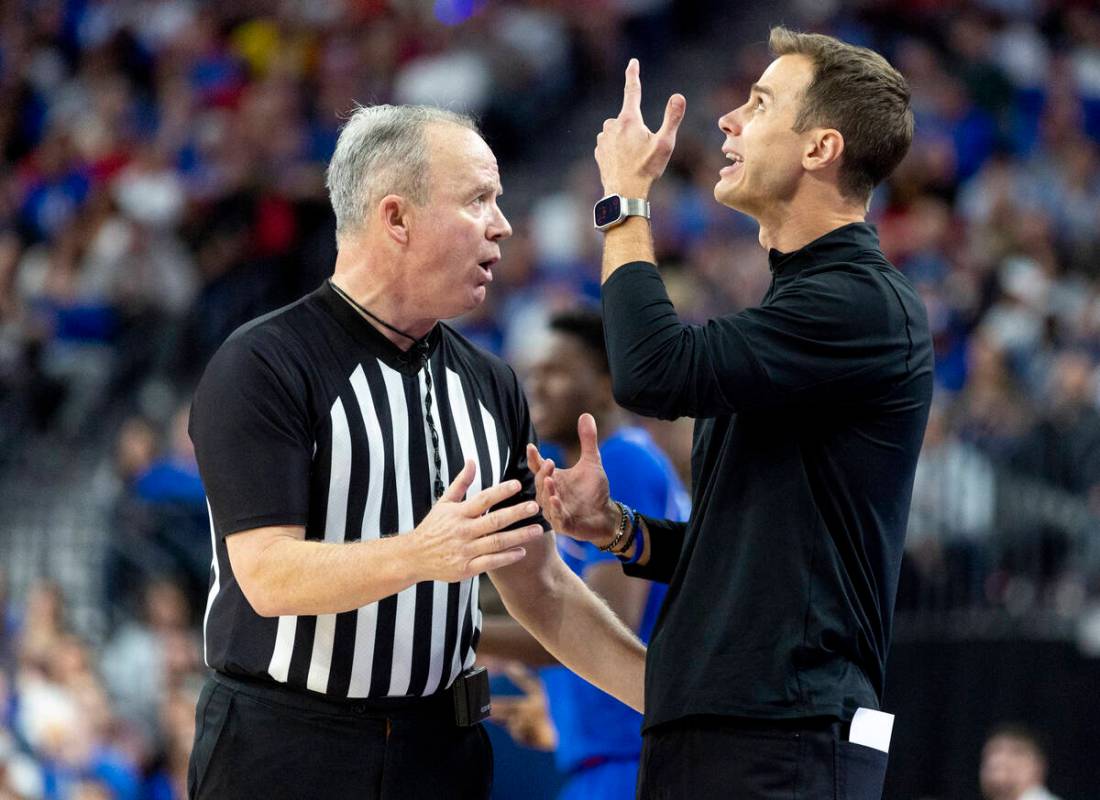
[423,366,445,502]
[328,279,422,345]
[327,279,444,503]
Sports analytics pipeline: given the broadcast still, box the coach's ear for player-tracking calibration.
[378,194,411,245]
[802,127,845,174]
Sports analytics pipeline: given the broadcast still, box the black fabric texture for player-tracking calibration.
[602,222,934,731]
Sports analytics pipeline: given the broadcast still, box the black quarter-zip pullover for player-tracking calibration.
[602,222,933,731]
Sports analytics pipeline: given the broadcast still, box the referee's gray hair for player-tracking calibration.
[326,104,480,240]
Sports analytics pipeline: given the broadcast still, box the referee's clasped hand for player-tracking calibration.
[413,460,544,582]
[595,58,686,198]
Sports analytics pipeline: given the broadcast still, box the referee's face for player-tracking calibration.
[410,124,513,318]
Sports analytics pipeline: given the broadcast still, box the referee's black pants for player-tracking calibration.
[636,716,888,800]
[188,672,492,800]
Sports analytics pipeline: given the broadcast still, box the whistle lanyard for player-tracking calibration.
[422,367,445,503]
[328,280,445,503]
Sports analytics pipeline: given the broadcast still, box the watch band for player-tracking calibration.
[619,197,650,220]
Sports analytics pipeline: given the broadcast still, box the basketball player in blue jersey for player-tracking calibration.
[480,308,688,799]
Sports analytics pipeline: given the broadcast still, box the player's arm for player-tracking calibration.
[227,463,543,617]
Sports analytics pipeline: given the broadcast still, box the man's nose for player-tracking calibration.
[489,207,512,241]
[718,109,742,137]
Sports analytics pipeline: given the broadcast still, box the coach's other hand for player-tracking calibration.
[595,58,686,198]
[414,460,543,581]
[526,414,619,549]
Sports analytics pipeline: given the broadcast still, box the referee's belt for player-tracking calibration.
[212,670,465,724]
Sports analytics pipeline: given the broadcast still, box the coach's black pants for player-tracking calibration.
[188,672,492,800]
[637,715,888,800]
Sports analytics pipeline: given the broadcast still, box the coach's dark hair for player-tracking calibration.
[769,26,913,203]
[548,308,609,375]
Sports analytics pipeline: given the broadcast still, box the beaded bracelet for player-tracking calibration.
[618,513,645,565]
[598,501,630,552]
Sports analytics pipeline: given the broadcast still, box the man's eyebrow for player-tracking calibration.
[750,83,774,99]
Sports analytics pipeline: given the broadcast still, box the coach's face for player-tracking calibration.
[715,54,815,216]
[411,124,512,318]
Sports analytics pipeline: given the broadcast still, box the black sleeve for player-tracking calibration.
[621,515,687,584]
[189,333,314,536]
[602,262,905,420]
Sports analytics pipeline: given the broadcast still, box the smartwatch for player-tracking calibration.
[593,194,650,231]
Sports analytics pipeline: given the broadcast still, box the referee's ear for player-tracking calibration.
[378,194,411,245]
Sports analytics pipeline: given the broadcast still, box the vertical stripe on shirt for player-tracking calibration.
[446,368,481,685]
[305,397,352,693]
[326,378,374,698]
[363,359,400,697]
[431,357,467,692]
[421,360,453,696]
[347,363,386,697]
[381,362,418,696]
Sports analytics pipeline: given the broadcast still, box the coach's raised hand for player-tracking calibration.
[595,58,686,198]
[526,414,619,548]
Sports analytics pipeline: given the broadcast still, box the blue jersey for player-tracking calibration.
[539,427,689,775]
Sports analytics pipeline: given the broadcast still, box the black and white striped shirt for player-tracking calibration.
[189,281,543,698]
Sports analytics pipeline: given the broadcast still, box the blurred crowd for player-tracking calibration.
[3,0,1100,797]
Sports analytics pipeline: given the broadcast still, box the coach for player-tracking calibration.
[529,28,933,798]
[186,105,646,800]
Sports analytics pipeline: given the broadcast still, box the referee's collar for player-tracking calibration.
[316,280,441,375]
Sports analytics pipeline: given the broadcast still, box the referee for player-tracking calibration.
[530,29,933,798]
[187,105,646,799]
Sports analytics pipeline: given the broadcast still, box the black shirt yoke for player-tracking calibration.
[602,223,933,730]
[189,281,542,699]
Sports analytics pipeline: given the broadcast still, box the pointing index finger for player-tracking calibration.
[620,58,642,118]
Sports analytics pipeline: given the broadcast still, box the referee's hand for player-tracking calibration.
[413,460,544,581]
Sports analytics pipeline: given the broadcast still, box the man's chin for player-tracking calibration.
[448,287,486,319]
[713,181,744,211]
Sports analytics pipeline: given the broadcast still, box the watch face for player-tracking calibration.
[594,195,622,228]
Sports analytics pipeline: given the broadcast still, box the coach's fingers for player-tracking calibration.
[546,492,570,527]
[441,460,476,502]
[656,93,686,145]
[534,457,555,492]
[577,414,602,464]
[466,478,524,516]
[544,477,567,520]
[620,58,642,118]
[526,443,544,475]
[468,547,529,574]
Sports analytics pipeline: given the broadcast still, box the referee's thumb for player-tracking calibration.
[441,459,476,502]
